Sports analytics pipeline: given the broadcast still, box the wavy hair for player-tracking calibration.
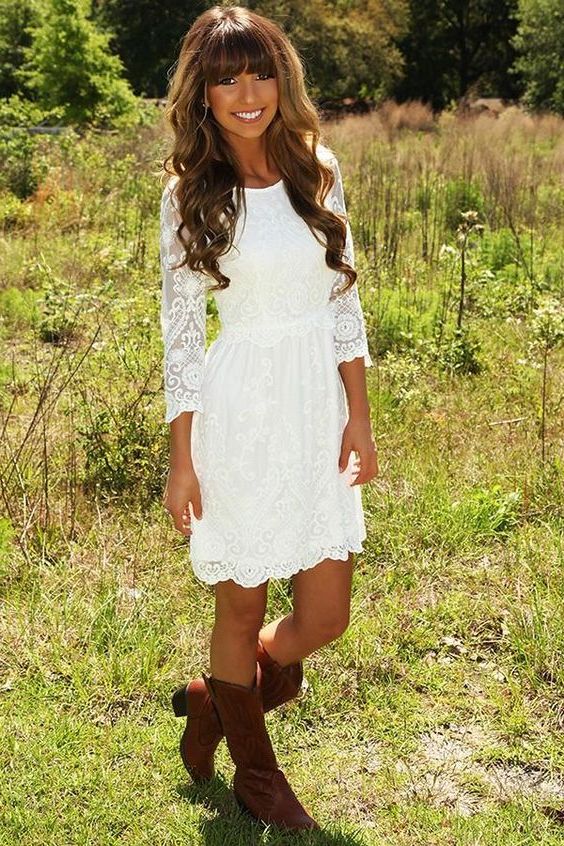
[160,4,356,294]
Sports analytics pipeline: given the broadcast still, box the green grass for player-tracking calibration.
[1,104,563,844]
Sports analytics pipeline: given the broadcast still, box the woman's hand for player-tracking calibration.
[338,415,379,486]
[162,464,203,537]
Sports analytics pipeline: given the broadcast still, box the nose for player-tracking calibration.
[238,79,260,107]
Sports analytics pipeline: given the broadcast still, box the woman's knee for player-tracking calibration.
[295,611,350,646]
[214,578,268,637]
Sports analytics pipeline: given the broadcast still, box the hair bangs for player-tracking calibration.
[201,23,276,84]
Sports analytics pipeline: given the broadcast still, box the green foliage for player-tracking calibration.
[444,178,485,232]
[259,0,410,101]
[0,129,42,199]
[95,0,409,101]
[470,267,537,318]
[0,190,31,229]
[78,405,166,508]
[528,296,564,355]
[0,90,65,126]
[92,0,209,98]
[0,96,59,198]
[478,227,520,271]
[17,0,139,127]
[0,0,37,98]
[381,345,434,409]
[0,285,39,328]
[36,275,80,345]
[394,0,523,110]
[436,325,482,375]
[0,516,15,582]
[512,0,564,114]
[450,484,523,539]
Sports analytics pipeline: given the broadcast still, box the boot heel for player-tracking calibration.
[171,685,188,717]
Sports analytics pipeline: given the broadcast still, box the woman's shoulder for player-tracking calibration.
[161,172,180,200]
[315,142,338,168]
[160,174,182,220]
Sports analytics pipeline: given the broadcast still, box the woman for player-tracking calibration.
[160,4,379,832]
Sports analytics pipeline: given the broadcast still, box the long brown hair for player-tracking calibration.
[160,4,356,294]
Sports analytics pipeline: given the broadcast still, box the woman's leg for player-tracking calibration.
[258,553,354,666]
[211,577,269,687]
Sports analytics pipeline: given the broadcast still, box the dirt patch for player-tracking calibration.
[395,722,564,816]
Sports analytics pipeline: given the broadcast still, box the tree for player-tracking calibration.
[512,0,564,114]
[93,0,409,101]
[92,0,209,98]
[251,0,409,102]
[17,0,138,126]
[393,0,523,110]
[0,0,38,99]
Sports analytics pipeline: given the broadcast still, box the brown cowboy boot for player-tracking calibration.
[203,665,319,830]
[171,638,303,782]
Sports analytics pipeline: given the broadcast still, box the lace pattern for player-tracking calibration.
[159,181,207,422]
[191,541,365,588]
[326,156,373,368]
[159,151,372,424]
[158,146,371,587]
[217,303,335,346]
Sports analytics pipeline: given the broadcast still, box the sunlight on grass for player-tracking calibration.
[1,101,563,844]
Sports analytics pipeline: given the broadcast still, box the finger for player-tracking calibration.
[171,508,191,537]
[351,454,378,486]
[349,451,366,485]
[173,517,189,536]
[192,490,203,520]
[338,443,351,473]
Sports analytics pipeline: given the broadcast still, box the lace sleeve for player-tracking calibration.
[327,155,373,368]
[159,178,207,422]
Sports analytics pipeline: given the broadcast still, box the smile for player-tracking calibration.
[231,108,265,122]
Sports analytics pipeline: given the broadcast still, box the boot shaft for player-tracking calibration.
[203,667,278,771]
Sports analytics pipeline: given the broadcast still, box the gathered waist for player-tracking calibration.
[216,303,334,347]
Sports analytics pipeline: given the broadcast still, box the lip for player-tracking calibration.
[231,108,265,123]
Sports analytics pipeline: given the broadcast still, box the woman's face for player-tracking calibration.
[206,66,279,140]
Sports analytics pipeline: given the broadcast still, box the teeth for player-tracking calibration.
[234,109,263,119]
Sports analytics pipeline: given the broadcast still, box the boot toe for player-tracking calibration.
[234,767,319,830]
[268,769,319,829]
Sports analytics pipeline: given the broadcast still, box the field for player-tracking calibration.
[1,101,563,844]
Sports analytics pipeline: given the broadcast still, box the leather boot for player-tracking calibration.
[171,638,303,782]
[203,665,319,830]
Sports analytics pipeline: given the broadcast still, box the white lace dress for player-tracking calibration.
[159,145,373,588]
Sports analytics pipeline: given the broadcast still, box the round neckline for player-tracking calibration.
[243,178,283,192]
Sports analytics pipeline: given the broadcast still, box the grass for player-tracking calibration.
[0,99,563,844]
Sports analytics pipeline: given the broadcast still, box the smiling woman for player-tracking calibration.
[205,69,281,184]
[159,3,377,833]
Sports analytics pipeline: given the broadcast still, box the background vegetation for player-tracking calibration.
[0,0,563,120]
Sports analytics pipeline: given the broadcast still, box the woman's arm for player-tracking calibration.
[160,178,207,424]
[337,358,378,486]
[159,178,207,531]
[327,154,379,486]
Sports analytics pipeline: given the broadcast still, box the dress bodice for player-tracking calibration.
[159,144,372,423]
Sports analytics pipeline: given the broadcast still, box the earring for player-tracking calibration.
[194,101,209,132]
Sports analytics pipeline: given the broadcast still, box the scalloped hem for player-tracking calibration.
[335,348,373,367]
[190,539,366,588]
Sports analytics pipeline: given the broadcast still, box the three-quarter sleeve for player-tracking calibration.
[159,178,207,422]
[327,155,373,368]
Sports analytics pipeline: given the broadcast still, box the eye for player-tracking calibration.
[218,73,275,85]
